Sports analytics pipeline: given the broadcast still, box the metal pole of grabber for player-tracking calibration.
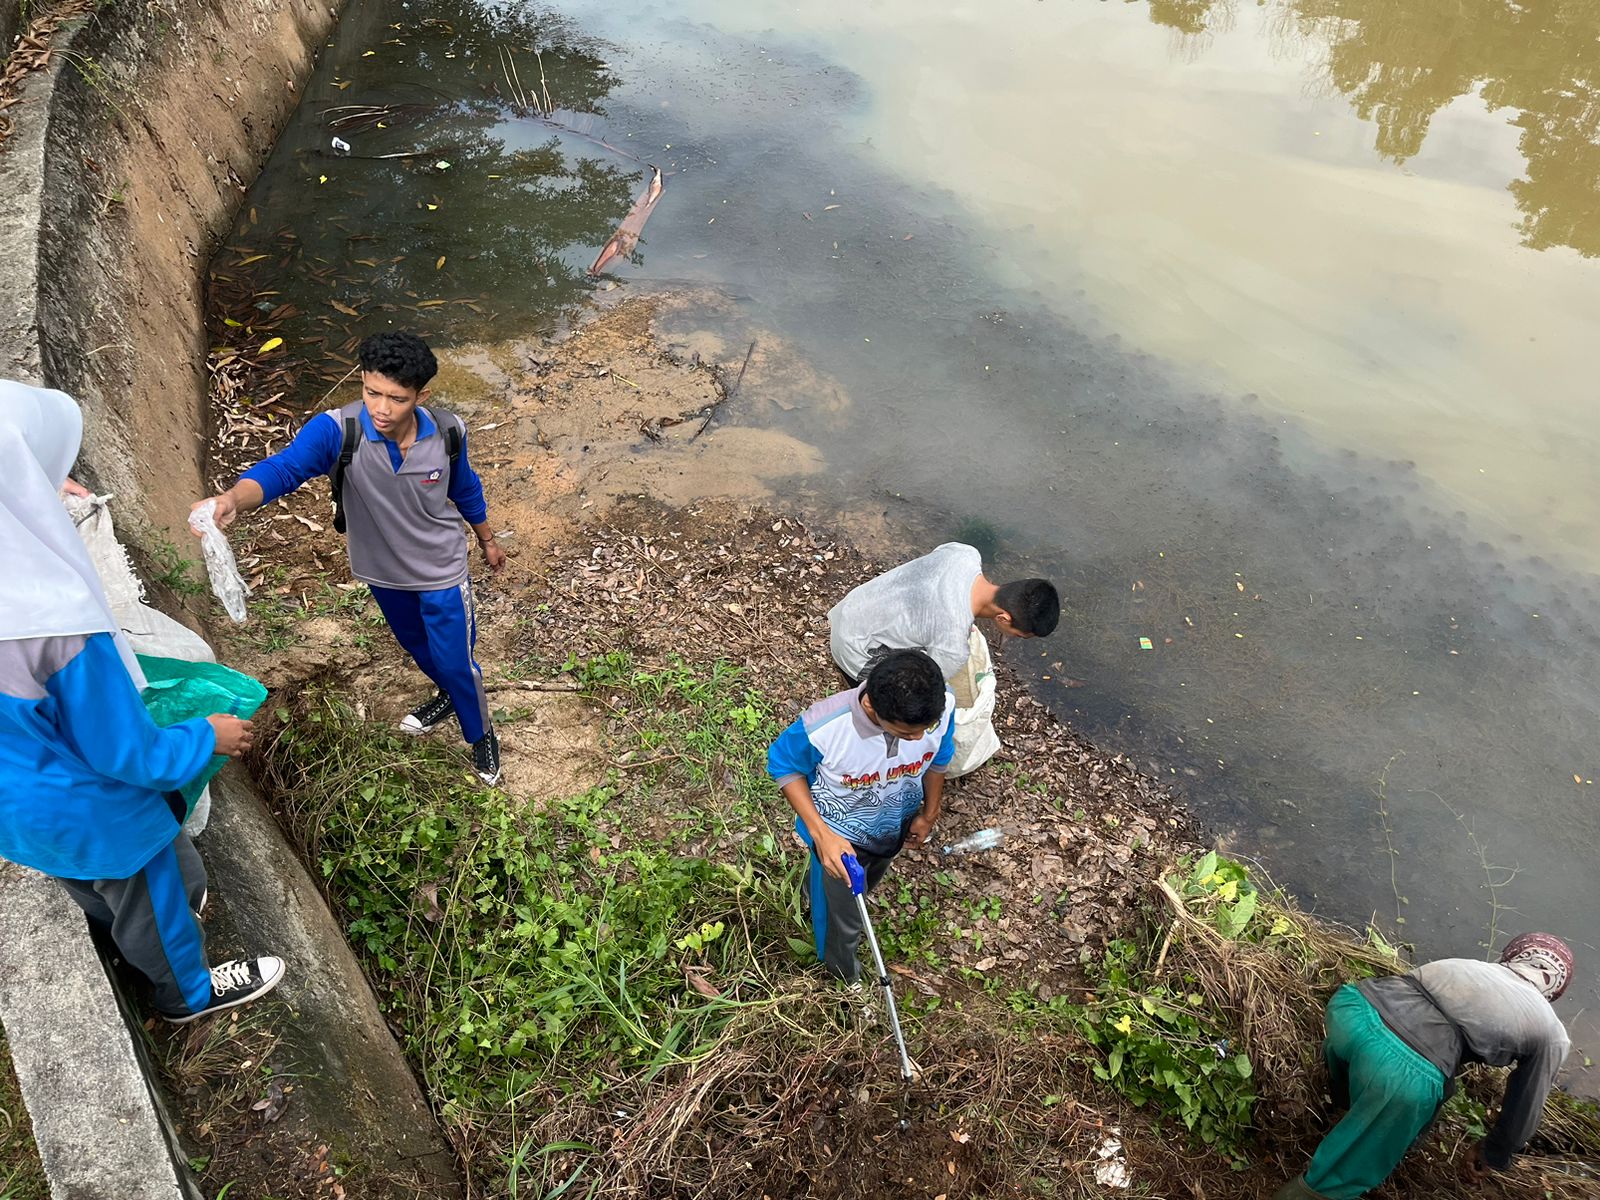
[844,853,916,1084]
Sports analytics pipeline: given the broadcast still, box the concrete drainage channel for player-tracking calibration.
[0,2,462,1196]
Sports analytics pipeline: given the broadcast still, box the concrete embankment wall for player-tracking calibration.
[0,2,460,1195]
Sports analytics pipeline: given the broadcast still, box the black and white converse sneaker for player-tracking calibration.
[160,956,286,1025]
[471,730,502,786]
[400,693,456,735]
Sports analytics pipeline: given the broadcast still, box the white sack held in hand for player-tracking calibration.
[946,626,1001,778]
[188,498,250,623]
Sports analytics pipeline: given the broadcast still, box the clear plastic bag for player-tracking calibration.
[187,499,250,623]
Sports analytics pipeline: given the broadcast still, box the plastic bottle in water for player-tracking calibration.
[941,827,1003,856]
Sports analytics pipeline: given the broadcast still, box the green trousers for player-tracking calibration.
[1298,984,1446,1199]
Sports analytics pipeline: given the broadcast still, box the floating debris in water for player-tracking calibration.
[591,167,665,276]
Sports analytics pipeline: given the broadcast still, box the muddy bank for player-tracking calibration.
[204,296,1598,1197]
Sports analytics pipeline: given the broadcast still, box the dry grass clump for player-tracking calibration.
[486,986,1145,1200]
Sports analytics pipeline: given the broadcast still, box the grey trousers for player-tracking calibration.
[810,845,898,983]
[55,834,213,1017]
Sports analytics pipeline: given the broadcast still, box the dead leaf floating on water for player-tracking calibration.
[590,166,665,276]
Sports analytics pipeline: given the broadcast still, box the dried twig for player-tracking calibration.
[691,341,755,442]
[485,679,581,693]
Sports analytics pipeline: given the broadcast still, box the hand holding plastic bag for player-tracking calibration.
[137,654,267,815]
[187,498,250,623]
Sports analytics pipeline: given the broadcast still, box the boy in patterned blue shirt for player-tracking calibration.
[767,650,955,982]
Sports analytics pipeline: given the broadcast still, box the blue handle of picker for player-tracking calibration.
[842,853,866,897]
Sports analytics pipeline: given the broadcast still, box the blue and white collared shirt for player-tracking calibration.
[767,685,955,857]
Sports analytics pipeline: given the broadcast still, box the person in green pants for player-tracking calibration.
[1276,933,1573,1199]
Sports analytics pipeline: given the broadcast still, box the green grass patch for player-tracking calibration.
[263,654,826,1184]
[268,654,1555,1194]
[0,1028,47,1200]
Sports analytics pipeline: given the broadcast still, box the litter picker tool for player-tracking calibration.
[842,853,917,1086]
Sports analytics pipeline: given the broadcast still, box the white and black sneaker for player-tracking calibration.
[160,956,286,1025]
[400,693,455,735]
[471,730,502,786]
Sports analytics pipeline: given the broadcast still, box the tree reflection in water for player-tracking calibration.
[1144,0,1600,258]
[209,0,642,383]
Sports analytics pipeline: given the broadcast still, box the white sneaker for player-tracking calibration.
[160,956,285,1024]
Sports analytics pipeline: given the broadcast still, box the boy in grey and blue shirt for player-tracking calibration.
[194,332,508,784]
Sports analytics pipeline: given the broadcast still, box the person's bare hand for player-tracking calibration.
[1457,1140,1489,1186]
[482,538,508,573]
[904,812,936,850]
[207,715,254,757]
[814,828,856,883]
[60,477,92,499]
[191,492,238,535]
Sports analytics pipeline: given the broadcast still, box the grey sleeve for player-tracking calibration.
[1483,1031,1568,1169]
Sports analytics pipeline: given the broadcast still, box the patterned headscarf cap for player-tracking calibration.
[1500,932,1574,1001]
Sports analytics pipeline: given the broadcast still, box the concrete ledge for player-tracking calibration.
[202,769,462,1187]
[0,864,191,1200]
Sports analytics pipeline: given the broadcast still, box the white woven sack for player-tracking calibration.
[947,627,1001,778]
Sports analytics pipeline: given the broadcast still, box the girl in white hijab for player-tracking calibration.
[0,380,284,1021]
[0,380,145,681]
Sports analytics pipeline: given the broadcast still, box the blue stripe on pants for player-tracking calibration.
[809,852,830,960]
[144,842,213,1015]
[797,817,829,960]
[371,581,490,743]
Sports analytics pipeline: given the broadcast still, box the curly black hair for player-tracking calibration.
[864,649,946,727]
[358,331,439,391]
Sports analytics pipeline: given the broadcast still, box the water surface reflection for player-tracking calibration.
[1144,0,1600,258]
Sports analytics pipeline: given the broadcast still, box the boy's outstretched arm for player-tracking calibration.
[905,772,944,849]
[781,779,856,882]
[906,696,956,848]
[445,429,505,572]
[192,411,342,531]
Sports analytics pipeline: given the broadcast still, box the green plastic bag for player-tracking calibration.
[136,654,268,813]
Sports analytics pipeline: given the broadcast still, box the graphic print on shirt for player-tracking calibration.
[811,771,929,854]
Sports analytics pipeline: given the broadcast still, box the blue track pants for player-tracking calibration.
[370,581,490,743]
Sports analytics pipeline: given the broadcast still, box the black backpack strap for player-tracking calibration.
[330,415,360,534]
[426,407,464,494]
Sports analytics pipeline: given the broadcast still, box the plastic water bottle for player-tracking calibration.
[331,137,352,156]
[941,827,1003,856]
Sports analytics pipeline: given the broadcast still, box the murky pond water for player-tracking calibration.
[217,0,1600,1079]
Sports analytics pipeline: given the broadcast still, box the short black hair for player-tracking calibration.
[995,578,1060,636]
[358,331,438,391]
[864,649,945,727]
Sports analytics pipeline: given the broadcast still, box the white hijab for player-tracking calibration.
[0,380,145,687]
